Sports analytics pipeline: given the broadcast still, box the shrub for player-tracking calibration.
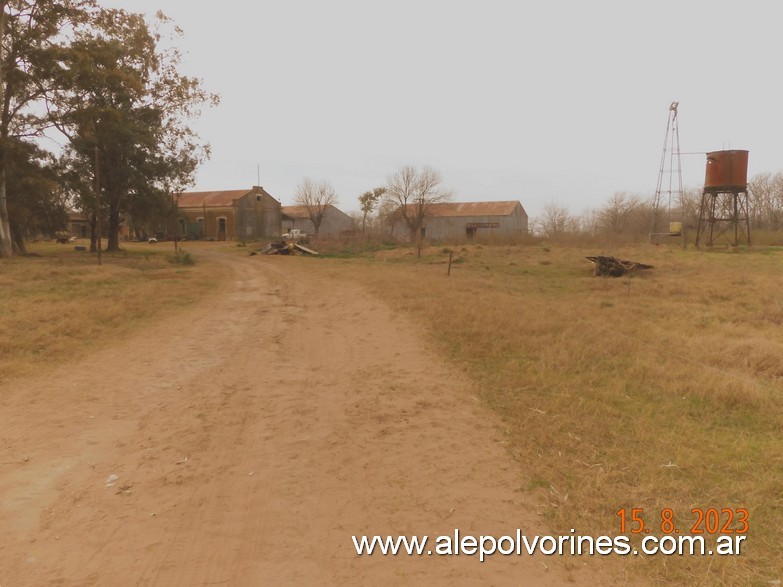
[168,250,195,265]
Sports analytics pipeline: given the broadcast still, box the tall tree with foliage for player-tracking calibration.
[6,138,64,249]
[54,8,216,252]
[358,187,385,234]
[0,0,91,256]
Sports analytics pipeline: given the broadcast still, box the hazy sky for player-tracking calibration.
[100,0,781,218]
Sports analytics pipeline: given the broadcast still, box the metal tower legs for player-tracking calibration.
[695,189,751,247]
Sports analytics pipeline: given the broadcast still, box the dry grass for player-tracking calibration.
[330,241,783,585]
[4,237,781,583]
[0,240,222,380]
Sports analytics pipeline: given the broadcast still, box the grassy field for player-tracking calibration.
[3,237,780,584]
[0,240,222,381]
[324,240,783,585]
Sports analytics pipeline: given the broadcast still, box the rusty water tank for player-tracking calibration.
[704,150,749,190]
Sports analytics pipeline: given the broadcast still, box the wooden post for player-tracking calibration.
[417,242,421,259]
[447,251,453,276]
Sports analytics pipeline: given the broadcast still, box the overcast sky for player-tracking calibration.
[100,0,781,218]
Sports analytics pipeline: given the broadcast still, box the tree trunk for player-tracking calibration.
[0,2,11,258]
[89,210,98,253]
[10,219,26,254]
[107,194,120,251]
[0,169,12,257]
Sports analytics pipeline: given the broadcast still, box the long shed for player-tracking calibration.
[394,200,528,241]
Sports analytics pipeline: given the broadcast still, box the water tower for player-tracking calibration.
[694,150,750,247]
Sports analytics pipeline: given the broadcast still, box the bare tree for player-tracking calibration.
[539,202,571,238]
[294,179,338,235]
[377,196,399,237]
[598,192,648,234]
[678,187,702,231]
[749,172,783,231]
[384,165,451,241]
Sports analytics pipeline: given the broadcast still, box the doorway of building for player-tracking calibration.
[217,217,227,241]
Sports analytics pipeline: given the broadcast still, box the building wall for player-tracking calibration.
[425,206,528,240]
[282,205,355,238]
[178,187,282,240]
[392,202,528,241]
[261,194,282,238]
[234,191,282,239]
[69,220,89,238]
[179,206,236,240]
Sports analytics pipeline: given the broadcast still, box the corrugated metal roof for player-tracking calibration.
[177,189,252,207]
[405,201,522,217]
[281,205,316,219]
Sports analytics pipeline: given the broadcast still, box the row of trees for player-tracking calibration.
[339,168,783,242]
[0,0,215,257]
[294,165,452,239]
[535,174,783,241]
[298,165,783,242]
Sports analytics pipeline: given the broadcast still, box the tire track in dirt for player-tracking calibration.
[0,250,606,585]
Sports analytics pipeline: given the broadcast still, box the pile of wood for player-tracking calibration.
[585,256,653,277]
[253,242,319,256]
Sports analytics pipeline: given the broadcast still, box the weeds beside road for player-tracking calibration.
[337,242,783,585]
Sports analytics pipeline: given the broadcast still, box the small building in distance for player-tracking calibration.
[176,186,282,240]
[281,204,355,238]
[392,200,528,241]
[67,210,90,238]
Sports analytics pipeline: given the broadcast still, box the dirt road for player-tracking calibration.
[0,252,599,585]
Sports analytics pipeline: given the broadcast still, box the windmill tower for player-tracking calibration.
[650,101,684,241]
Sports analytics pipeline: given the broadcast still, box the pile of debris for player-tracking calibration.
[586,255,653,277]
[253,241,319,256]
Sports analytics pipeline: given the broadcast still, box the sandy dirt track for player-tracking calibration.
[0,252,602,585]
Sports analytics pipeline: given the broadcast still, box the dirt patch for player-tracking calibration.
[0,252,608,585]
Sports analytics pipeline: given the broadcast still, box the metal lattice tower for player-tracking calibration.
[695,188,751,247]
[650,101,684,240]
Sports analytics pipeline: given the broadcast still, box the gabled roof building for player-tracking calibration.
[175,186,282,240]
[393,200,528,241]
[281,204,355,238]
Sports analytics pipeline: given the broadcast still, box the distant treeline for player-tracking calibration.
[531,173,783,243]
